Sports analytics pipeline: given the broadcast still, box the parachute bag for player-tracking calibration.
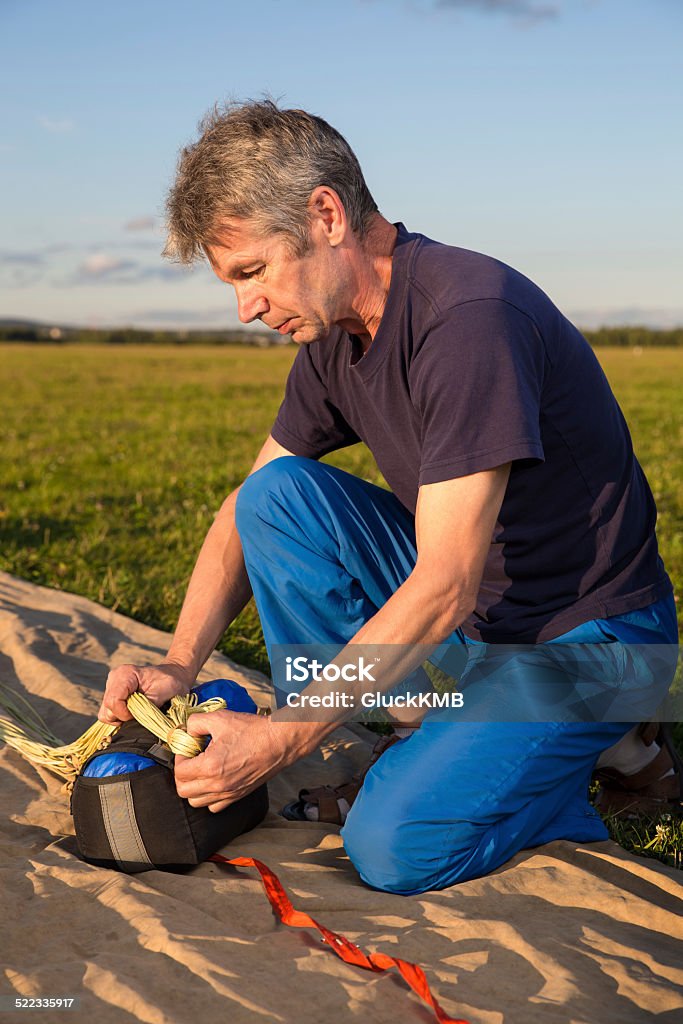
[70,679,269,873]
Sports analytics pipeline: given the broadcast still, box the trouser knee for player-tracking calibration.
[342,804,476,895]
[234,456,320,536]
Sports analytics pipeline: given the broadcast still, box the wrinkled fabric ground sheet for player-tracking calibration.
[0,571,681,1024]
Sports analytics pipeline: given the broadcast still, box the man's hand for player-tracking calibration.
[98,662,194,724]
[174,710,298,813]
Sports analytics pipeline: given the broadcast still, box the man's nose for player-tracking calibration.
[236,286,268,324]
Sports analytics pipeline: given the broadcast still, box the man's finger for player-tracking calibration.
[187,794,210,808]
[174,749,209,784]
[208,798,232,813]
[174,750,212,784]
[186,708,240,736]
[186,715,212,737]
[184,786,231,808]
[97,701,125,724]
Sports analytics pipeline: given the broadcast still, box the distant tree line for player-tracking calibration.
[0,324,682,347]
[583,326,683,347]
[0,324,284,347]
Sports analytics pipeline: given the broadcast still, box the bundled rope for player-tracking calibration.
[127,689,227,757]
[0,681,226,783]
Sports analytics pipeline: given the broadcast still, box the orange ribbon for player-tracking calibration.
[210,853,469,1024]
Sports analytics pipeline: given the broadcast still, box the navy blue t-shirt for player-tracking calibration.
[272,224,671,642]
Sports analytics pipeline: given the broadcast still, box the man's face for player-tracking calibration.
[204,218,346,344]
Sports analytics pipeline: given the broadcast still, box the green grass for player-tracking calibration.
[0,344,392,672]
[597,348,683,589]
[1,343,681,864]
[1,344,295,672]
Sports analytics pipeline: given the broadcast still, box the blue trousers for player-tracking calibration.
[235,457,678,895]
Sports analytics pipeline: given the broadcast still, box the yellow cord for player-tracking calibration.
[126,690,227,758]
[0,683,227,783]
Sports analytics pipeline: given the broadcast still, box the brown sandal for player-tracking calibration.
[593,724,683,819]
[281,734,403,824]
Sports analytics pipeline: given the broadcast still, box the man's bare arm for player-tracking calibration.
[268,462,513,749]
[99,434,294,722]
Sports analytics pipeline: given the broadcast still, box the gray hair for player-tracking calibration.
[163,99,379,263]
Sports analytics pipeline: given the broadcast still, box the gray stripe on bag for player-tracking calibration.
[99,780,153,867]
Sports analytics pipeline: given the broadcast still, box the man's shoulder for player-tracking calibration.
[402,227,554,325]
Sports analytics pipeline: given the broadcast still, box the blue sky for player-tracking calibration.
[1,0,681,330]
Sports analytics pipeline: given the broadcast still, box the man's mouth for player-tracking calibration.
[276,319,294,335]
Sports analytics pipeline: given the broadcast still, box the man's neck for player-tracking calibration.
[336,216,398,350]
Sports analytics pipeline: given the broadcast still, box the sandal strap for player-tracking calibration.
[595,745,676,793]
[298,782,362,825]
[294,734,406,824]
[316,791,344,825]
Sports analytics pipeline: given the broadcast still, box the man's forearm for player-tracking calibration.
[270,565,473,754]
[166,488,252,679]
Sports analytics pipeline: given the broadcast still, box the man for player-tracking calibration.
[99,101,679,895]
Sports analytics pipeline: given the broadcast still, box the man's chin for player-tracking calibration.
[291,322,332,345]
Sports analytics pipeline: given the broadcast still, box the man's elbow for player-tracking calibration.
[412,571,478,638]
[218,486,240,517]
[436,591,477,636]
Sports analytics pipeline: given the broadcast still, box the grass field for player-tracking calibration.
[1,343,681,865]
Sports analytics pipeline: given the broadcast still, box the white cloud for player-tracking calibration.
[80,253,134,277]
[71,252,191,285]
[124,216,157,232]
[38,116,75,133]
[436,0,560,21]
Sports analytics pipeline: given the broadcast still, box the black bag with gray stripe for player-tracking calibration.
[71,710,268,874]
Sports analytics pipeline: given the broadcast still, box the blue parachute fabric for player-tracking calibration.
[192,678,258,714]
[83,752,155,777]
[83,678,255,778]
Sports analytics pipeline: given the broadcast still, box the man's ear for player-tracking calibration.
[308,186,347,247]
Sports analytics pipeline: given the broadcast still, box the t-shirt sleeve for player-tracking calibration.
[271,343,361,458]
[411,299,546,485]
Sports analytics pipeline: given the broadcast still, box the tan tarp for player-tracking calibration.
[1,570,681,1024]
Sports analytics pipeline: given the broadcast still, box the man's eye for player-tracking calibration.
[243,266,264,279]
